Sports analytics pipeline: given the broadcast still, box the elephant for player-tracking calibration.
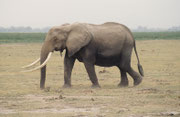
[22,22,144,89]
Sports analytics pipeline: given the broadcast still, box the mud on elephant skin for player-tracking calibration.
[22,22,144,89]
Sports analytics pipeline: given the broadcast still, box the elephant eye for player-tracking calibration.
[54,37,58,41]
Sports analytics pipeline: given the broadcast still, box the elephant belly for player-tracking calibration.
[95,55,120,67]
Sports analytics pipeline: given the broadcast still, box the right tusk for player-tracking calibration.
[21,52,52,73]
[21,58,40,69]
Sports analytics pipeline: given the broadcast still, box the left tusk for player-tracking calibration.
[21,58,40,69]
[21,52,52,73]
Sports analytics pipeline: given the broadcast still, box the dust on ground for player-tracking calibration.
[0,40,180,117]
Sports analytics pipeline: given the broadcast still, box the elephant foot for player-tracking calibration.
[133,77,142,86]
[40,83,45,89]
[63,84,72,88]
[91,84,101,88]
[118,80,129,87]
[118,82,128,87]
[40,86,45,90]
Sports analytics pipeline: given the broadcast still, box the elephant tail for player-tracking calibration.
[134,41,144,76]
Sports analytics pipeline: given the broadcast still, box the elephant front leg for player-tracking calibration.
[84,62,100,88]
[63,52,75,88]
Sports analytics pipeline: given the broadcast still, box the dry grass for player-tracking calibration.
[0,40,180,117]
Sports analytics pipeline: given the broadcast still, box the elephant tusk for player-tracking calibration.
[21,52,52,73]
[21,58,40,69]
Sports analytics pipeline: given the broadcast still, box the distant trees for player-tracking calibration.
[168,26,180,32]
[0,26,50,32]
[132,26,180,32]
[0,26,180,32]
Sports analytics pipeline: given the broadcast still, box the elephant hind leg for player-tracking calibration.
[127,67,142,86]
[118,49,142,86]
[118,68,129,87]
[118,50,131,87]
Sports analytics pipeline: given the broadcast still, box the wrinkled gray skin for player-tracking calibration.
[40,22,144,89]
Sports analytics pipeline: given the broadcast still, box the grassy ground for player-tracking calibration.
[0,40,180,117]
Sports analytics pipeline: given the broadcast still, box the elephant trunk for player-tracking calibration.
[40,42,53,89]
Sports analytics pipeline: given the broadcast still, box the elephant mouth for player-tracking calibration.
[54,47,64,53]
[54,47,60,51]
[54,47,61,51]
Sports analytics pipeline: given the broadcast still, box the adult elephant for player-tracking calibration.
[22,22,144,89]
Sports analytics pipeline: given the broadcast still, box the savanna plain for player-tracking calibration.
[0,32,180,117]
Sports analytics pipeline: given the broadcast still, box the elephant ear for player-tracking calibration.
[66,24,92,57]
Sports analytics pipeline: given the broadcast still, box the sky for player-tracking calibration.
[0,0,180,29]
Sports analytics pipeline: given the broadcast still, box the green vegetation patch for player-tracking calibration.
[133,32,180,40]
[0,32,180,43]
[0,33,46,43]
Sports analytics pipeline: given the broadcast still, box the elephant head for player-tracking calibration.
[22,23,92,89]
